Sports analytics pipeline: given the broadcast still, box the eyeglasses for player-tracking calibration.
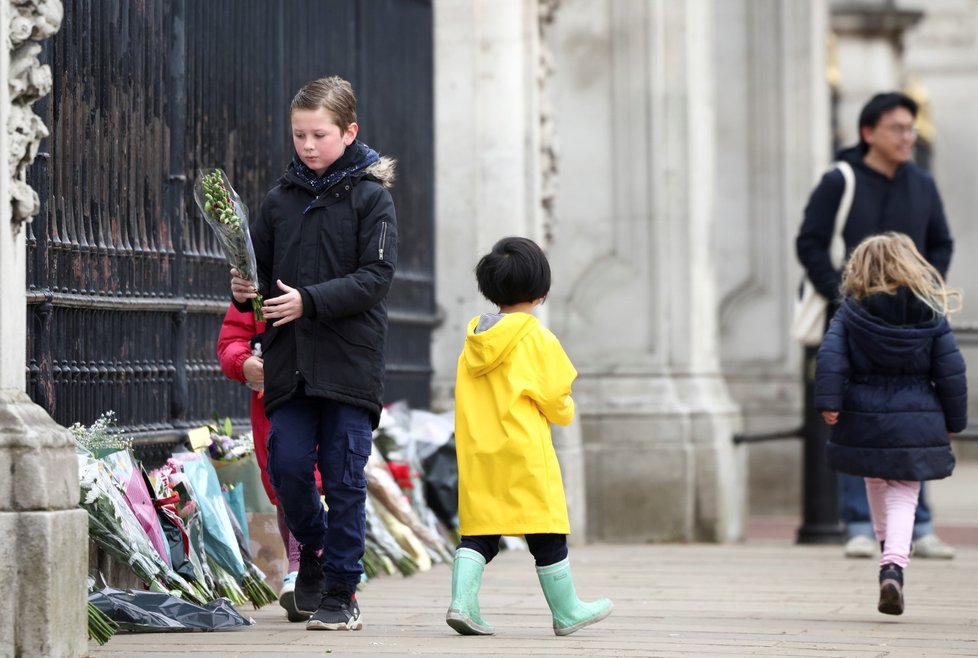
[878,124,918,138]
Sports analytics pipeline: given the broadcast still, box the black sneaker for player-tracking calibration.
[306,586,363,631]
[295,545,325,615]
[878,563,904,616]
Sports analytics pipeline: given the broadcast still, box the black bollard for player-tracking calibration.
[796,346,844,544]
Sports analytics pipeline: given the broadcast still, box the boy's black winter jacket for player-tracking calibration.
[239,143,397,426]
[815,288,966,481]
[797,146,953,301]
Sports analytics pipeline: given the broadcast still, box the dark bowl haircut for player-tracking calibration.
[476,237,551,307]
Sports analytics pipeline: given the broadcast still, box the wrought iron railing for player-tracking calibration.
[25,1,435,467]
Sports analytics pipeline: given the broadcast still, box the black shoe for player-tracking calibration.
[878,563,904,616]
[306,586,363,631]
[295,545,325,615]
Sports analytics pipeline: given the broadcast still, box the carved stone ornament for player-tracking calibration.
[7,0,63,227]
[538,0,560,246]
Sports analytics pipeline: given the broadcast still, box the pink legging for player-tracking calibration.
[864,478,921,569]
[277,505,302,573]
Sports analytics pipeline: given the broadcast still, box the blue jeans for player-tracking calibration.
[838,473,933,540]
[267,398,372,590]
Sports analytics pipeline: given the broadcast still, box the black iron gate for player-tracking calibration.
[26,0,434,465]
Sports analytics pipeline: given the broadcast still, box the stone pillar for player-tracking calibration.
[432,0,543,407]
[432,0,587,538]
[547,0,743,542]
[713,0,830,517]
[0,2,88,656]
[830,1,922,145]
[901,2,978,364]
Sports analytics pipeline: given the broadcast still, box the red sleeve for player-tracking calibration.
[217,304,262,383]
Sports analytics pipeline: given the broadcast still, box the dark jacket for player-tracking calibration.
[814,289,966,481]
[240,142,397,426]
[796,146,953,301]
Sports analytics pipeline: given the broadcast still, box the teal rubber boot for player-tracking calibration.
[446,548,495,635]
[536,558,613,636]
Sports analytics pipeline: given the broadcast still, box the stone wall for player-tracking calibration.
[432,0,820,542]
[0,2,88,656]
[432,0,590,538]
[546,0,746,542]
[715,0,829,517]
[900,0,978,448]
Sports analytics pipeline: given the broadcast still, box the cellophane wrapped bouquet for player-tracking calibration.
[193,168,263,322]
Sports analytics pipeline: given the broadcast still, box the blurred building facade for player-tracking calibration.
[432,0,829,542]
[430,0,978,542]
[897,0,978,328]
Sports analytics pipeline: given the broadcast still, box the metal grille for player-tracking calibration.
[26,0,434,464]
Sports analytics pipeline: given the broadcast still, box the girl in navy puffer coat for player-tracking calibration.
[816,232,966,617]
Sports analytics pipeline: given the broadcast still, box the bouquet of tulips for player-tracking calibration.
[193,169,263,322]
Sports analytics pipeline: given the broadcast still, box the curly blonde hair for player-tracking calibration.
[841,232,961,316]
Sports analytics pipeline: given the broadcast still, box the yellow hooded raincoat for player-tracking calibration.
[454,312,576,536]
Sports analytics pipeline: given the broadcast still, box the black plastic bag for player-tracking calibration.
[156,506,196,583]
[421,437,459,530]
[89,587,253,632]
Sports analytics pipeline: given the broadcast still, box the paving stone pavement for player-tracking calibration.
[88,540,978,657]
[86,462,978,656]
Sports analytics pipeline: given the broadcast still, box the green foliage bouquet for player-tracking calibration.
[193,169,264,322]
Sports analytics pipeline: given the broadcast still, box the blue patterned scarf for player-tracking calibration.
[291,141,380,194]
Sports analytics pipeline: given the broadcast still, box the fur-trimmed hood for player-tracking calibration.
[363,156,396,188]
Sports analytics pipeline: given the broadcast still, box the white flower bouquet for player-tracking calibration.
[78,453,209,605]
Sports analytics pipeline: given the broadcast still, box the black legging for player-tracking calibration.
[460,534,568,567]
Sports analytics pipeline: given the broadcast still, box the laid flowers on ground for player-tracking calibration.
[87,600,118,645]
[207,416,254,462]
[78,452,208,605]
[70,410,130,457]
[365,451,454,564]
[364,494,420,578]
[172,452,276,608]
[100,449,172,569]
[148,460,216,599]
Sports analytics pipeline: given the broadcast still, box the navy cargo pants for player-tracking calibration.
[267,397,372,590]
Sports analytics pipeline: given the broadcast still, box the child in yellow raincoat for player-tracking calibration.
[446,236,613,637]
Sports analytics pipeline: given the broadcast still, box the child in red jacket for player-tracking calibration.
[217,303,322,622]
